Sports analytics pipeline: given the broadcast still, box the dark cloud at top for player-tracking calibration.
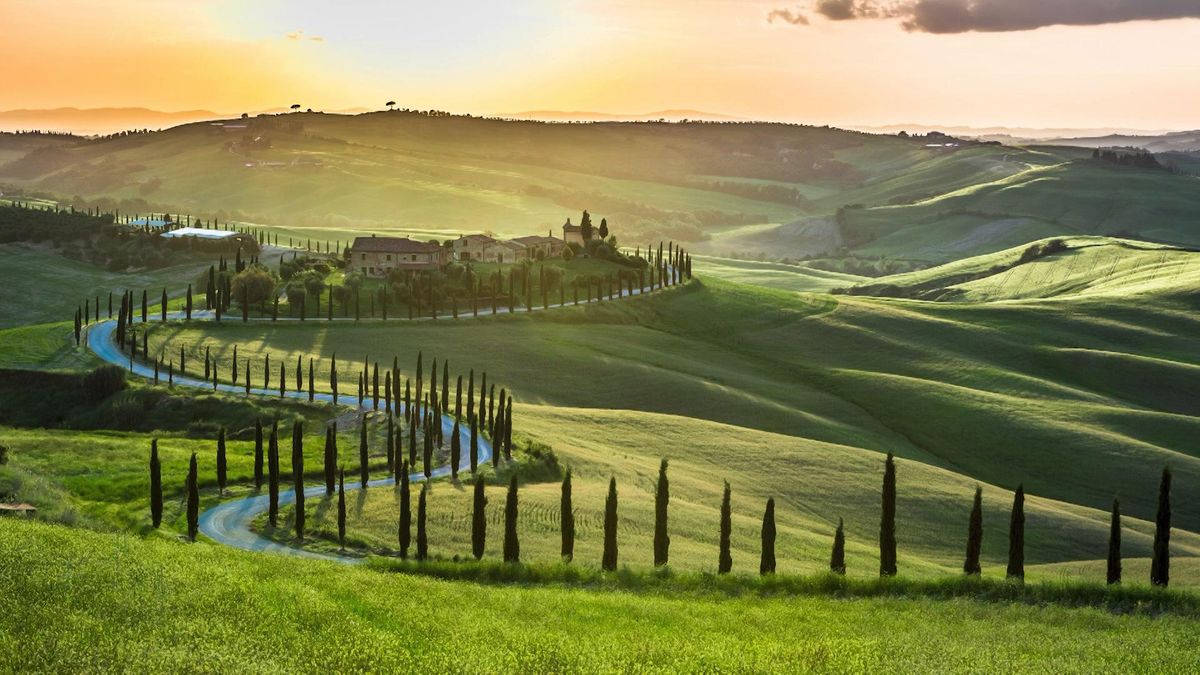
[770,0,1200,33]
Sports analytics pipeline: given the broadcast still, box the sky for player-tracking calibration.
[3,0,1200,130]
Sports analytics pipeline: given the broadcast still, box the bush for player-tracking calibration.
[109,399,145,430]
[231,266,277,306]
[0,445,8,465]
[81,366,126,402]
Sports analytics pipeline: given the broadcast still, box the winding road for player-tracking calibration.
[84,271,679,562]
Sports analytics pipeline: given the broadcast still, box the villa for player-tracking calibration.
[348,235,450,277]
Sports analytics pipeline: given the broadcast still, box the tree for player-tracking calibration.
[653,458,670,567]
[386,100,396,110]
[1007,485,1025,581]
[253,419,264,488]
[324,424,337,495]
[231,267,276,308]
[503,474,520,563]
[580,210,593,242]
[416,483,429,561]
[472,475,487,560]
[1107,498,1122,585]
[561,468,574,562]
[602,476,619,571]
[760,497,777,575]
[337,468,346,550]
[450,419,461,479]
[399,462,411,559]
[598,217,609,240]
[268,421,280,527]
[186,452,199,542]
[186,284,193,320]
[290,103,301,112]
[718,481,732,574]
[879,453,897,577]
[292,421,305,540]
[964,486,982,575]
[359,418,369,487]
[1151,467,1171,586]
[469,413,479,473]
[149,439,163,528]
[216,427,228,495]
[830,518,846,575]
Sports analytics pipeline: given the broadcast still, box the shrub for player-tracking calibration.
[81,365,126,402]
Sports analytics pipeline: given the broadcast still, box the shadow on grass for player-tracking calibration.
[366,557,1200,617]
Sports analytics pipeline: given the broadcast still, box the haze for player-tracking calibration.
[2,0,1199,130]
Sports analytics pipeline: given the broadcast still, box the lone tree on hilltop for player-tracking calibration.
[559,469,575,562]
[504,474,520,563]
[1007,485,1025,582]
[602,476,619,571]
[149,439,163,528]
[1152,467,1172,586]
[472,475,487,560]
[830,518,846,575]
[718,481,732,574]
[1108,498,1122,585]
[964,486,982,575]
[653,458,670,567]
[760,497,776,575]
[879,453,897,577]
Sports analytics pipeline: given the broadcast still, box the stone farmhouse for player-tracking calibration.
[347,235,450,277]
[451,224,570,263]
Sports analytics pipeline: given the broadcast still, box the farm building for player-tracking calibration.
[349,235,450,276]
[452,229,568,263]
[451,234,499,261]
[561,218,584,246]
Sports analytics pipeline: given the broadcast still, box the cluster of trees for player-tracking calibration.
[1091,148,1164,170]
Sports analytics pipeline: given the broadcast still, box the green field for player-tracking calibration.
[4,518,1200,672]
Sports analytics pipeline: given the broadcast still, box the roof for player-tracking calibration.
[350,236,442,254]
[498,240,527,250]
[457,234,498,244]
[511,235,559,245]
[562,223,581,232]
[160,228,240,240]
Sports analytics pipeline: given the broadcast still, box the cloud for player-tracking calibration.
[770,0,1200,33]
[286,30,304,40]
[309,35,325,42]
[767,8,809,25]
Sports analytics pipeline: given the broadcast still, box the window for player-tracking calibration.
[411,254,417,261]
[360,253,366,261]
[386,254,392,261]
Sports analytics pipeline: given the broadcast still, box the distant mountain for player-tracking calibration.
[0,107,228,135]
[498,109,745,123]
[849,123,1182,145]
[1037,130,1200,153]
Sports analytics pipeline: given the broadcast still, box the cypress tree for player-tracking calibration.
[253,418,264,488]
[308,358,315,401]
[372,363,379,410]
[602,476,619,571]
[398,462,411,559]
[472,475,487,560]
[268,421,280,527]
[161,288,167,322]
[359,419,369,487]
[422,411,433,478]
[1151,467,1171,586]
[324,425,336,495]
[653,458,670,567]
[417,483,429,561]
[503,474,519,563]
[1107,498,1122,585]
[441,360,449,411]
[455,374,463,419]
[561,468,575,562]
[760,497,776,575]
[296,355,302,392]
[149,439,163,528]
[469,413,479,473]
[386,415,395,473]
[141,289,148,323]
[964,486,983,575]
[186,284,192,320]
[337,468,346,550]
[504,398,513,460]
[292,421,305,540]
[717,481,733,574]
[879,453,898,577]
[186,452,199,542]
[450,419,461,479]
[216,427,228,496]
[1006,485,1025,582]
[830,518,846,575]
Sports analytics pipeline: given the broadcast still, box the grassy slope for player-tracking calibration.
[127,276,1200,566]
[691,254,866,292]
[843,161,1200,261]
[3,518,1199,672]
[0,243,215,329]
[845,236,1200,301]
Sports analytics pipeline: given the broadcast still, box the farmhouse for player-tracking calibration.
[511,233,564,259]
[349,235,449,277]
[452,234,499,261]
[452,227,570,263]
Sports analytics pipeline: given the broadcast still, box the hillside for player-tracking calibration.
[841,236,1200,302]
[0,112,1055,254]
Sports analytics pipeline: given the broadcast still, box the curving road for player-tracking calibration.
[87,316,493,563]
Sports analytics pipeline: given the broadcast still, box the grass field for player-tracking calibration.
[3,518,1200,672]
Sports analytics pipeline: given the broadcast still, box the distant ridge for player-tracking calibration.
[0,106,373,135]
[498,109,745,123]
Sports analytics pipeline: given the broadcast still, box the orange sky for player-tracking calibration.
[3,0,1199,129]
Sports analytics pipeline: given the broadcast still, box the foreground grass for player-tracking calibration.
[3,518,1200,672]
